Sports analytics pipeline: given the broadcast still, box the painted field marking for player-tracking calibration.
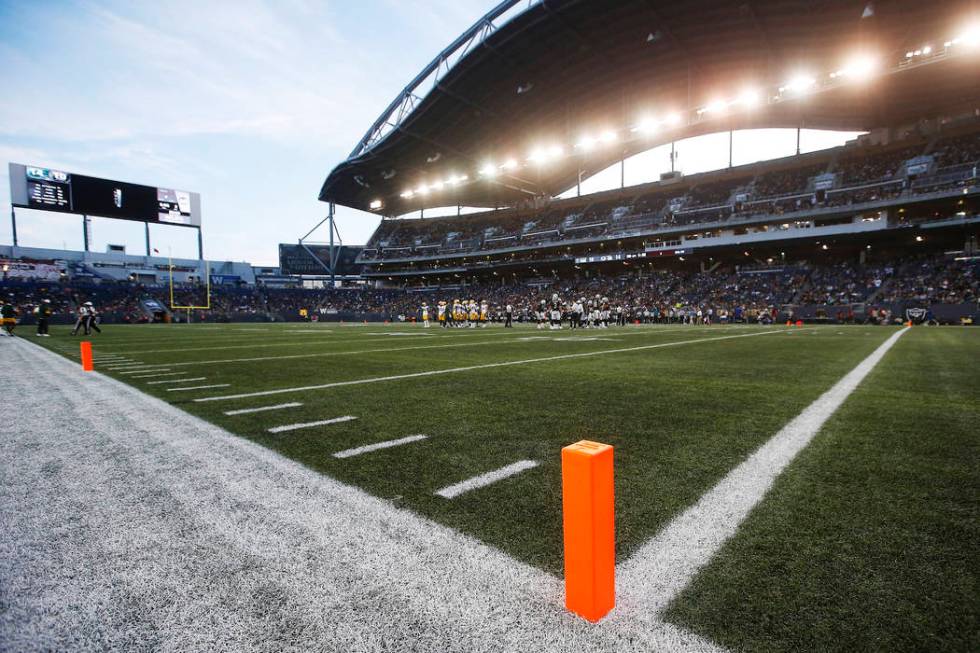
[135,327,693,369]
[133,372,189,379]
[166,384,230,392]
[332,434,428,459]
[147,377,207,385]
[616,327,911,616]
[106,363,147,369]
[102,329,518,355]
[196,329,793,403]
[120,368,172,375]
[223,402,303,416]
[267,416,357,433]
[435,460,539,499]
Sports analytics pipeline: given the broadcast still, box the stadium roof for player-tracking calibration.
[320,0,980,215]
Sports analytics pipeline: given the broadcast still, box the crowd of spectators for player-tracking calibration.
[878,255,978,304]
[798,262,895,305]
[835,144,924,185]
[931,131,980,168]
[0,252,974,328]
[361,131,979,263]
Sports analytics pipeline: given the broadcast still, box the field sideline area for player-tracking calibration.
[1,321,974,651]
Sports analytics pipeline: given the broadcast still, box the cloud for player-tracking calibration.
[0,0,492,263]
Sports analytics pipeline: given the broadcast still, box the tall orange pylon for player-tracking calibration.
[80,341,94,372]
[561,440,615,622]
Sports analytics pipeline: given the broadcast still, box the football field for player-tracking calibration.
[25,321,979,651]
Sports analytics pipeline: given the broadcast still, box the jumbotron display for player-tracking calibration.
[8,162,202,227]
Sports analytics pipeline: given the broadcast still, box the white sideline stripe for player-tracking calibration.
[166,384,230,392]
[332,434,428,459]
[147,377,207,385]
[616,327,911,617]
[120,368,171,375]
[435,460,539,499]
[223,402,303,416]
[196,329,791,403]
[133,372,189,379]
[267,416,357,433]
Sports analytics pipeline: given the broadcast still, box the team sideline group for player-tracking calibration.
[417,294,765,330]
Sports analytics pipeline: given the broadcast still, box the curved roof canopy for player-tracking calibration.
[320,0,980,214]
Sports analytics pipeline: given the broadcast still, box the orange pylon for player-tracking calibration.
[562,440,615,622]
[80,341,94,372]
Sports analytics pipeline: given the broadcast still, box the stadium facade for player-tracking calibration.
[314,0,979,322]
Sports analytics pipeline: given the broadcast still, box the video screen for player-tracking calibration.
[10,163,201,227]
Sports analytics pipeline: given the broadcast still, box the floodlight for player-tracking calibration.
[598,130,617,144]
[665,112,682,125]
[636,117,659,134]
[400,190,414,199]
[501,158,518,170]
[782,74,816,94]
[737,88,760,107]
[922,45,932,54]
[528,147,546,163]
[369,199,383,210]
[704,99,727,114]
[432,180,444,190]
[576,136,597,151]
[479,163,497,177]
[960,25,980,48]
[548,144,564,158]
[417,184,429,195]
[840,54,878,80]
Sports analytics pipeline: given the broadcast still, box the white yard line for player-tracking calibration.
[100,328,545,355]
[435,460,539,499]
[267,416,357,433]
[223,402,303,416]
[102,328,694,369]
[196,329,793,403]
[615,327,910,618]
[165,384,230,392]
[119,368,172,375]
[333,434,428,459]
[147,377,207,385]
[134,372,189,379]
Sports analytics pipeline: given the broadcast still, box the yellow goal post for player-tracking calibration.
[168,256,211,323]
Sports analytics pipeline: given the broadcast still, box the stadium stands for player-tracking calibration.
[357,128,980,266]
[3,252,975,325]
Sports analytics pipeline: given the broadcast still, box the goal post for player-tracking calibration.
[168,256,211,321]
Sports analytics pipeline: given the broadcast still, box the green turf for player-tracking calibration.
[665,327,979,652]
[25,321,978,649]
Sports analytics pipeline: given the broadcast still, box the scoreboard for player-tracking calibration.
[8,163,201,227]
[278,244,364,276]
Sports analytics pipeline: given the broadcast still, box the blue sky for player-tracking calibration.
[0,0,491,264]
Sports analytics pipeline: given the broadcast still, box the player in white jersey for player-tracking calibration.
[421,303,430,327]
[437,301,447,328]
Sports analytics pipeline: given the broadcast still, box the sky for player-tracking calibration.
[0,1,862,266]
[0,0,491,265]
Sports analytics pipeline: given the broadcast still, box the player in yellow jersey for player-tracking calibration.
[421,302,430,327]
[437,301,447,328]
